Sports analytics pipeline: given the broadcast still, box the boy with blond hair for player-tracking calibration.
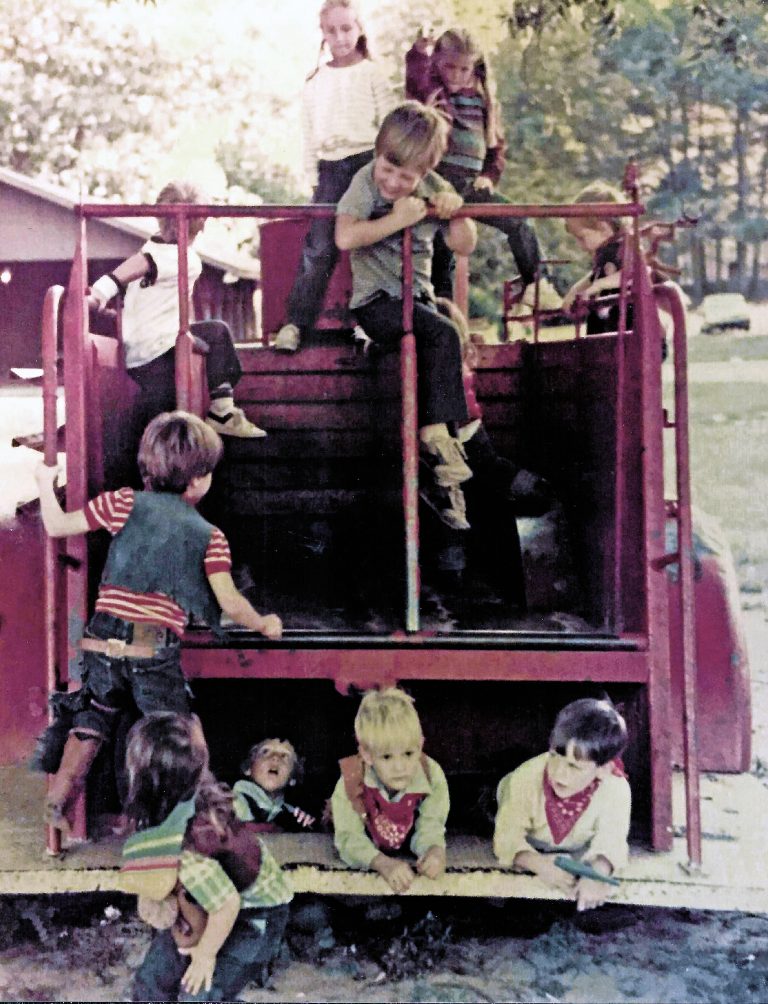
[494,698,631,912]
[330,687,449,893]
[33,411,282,832]
[335,101,478,531]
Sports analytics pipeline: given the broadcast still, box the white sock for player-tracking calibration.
[209,396,234,418]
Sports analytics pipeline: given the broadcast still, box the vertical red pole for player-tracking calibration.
[611,226,632,632]
[662,284,702,866]
[175,211,191,411]
[401,227,420,633]
[59,216,90,843]
[42,285,64,856]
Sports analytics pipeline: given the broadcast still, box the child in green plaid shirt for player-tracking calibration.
[122,713,292,1001]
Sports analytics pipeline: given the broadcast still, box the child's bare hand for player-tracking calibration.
[473,176,494,192]
[179,946,217,995]
[430,191,463,219]
[576,876,610,911]
[35,462,60,491]
[416,845,446,880]
[259,614,282,640]
[535,855,578,895]
[391,196,427,229]
[374,854,416,893]
[86,293,105,312]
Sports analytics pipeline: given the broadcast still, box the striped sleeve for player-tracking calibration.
[204,528,232,575]
[85,488,135,534]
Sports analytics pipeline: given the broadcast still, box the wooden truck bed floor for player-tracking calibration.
[2,767,765,913]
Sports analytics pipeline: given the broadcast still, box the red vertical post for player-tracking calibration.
[60,216,91,843]
[611,226,633,632]
[401,227,420,633]
[42,285,64,856]
[634,259,674,852]
[660,283,702,866]
[175,210,192,411]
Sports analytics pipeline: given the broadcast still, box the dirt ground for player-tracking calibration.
[0,889,767,1003]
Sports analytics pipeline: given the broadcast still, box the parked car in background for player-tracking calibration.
[700,293,751,333]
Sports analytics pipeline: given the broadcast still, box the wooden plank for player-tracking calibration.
[3,770,765,912]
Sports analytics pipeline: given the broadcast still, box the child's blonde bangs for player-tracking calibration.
[354,687,423,754]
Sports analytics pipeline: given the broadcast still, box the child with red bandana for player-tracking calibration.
[330,688,449,894]
[493,698,630,911]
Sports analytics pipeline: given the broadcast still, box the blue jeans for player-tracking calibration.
[285,149,373,332]
[73,612,188,741]
[432,183,545,298]
[132,904,290,1002]
[354,295,468,428]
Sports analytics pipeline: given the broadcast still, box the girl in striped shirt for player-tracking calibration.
[273,0,394,353]
[406,28,561,310]
[33,411,282,833]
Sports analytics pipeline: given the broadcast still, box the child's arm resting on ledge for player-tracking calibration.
[208,572,282,639]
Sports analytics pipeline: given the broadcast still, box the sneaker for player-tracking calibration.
[421,435,472,488]
[522,278,562,311]
[206,407,267,439]
[273,323,300,353]
[420,478,470,531]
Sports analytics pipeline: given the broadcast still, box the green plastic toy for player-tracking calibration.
[554,855,621,886]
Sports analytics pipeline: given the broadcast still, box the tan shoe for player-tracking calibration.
[273,323,300,352]
[206,408,267,439]
[522,278,562,311]
[420,434,472,487]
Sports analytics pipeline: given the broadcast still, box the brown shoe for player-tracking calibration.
[45,733,101,832]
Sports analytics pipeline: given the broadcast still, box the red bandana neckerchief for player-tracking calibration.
[360,785,426,851]
[543,758,625,844]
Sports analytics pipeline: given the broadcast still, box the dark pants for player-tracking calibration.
[354,296,469,427]
[73,612,188,741]
[286,150,373,331]
[129,319,243,421]
[132,904,290,1002]
[432,185,544,298]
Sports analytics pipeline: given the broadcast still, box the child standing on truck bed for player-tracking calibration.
[88,179,266,438]
[122,712,292,1001]
[335,100,478,531]
[330,687,449,893]
[405,28,560,309]
[272,0,394,353]
[33,411,282,833]
[493,697,631,911]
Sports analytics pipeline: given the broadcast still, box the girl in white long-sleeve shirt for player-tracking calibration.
[273,0,394,353]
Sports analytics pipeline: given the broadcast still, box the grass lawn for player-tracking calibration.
[682,331,768,589]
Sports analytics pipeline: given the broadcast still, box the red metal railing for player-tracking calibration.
[654,281,702,867]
